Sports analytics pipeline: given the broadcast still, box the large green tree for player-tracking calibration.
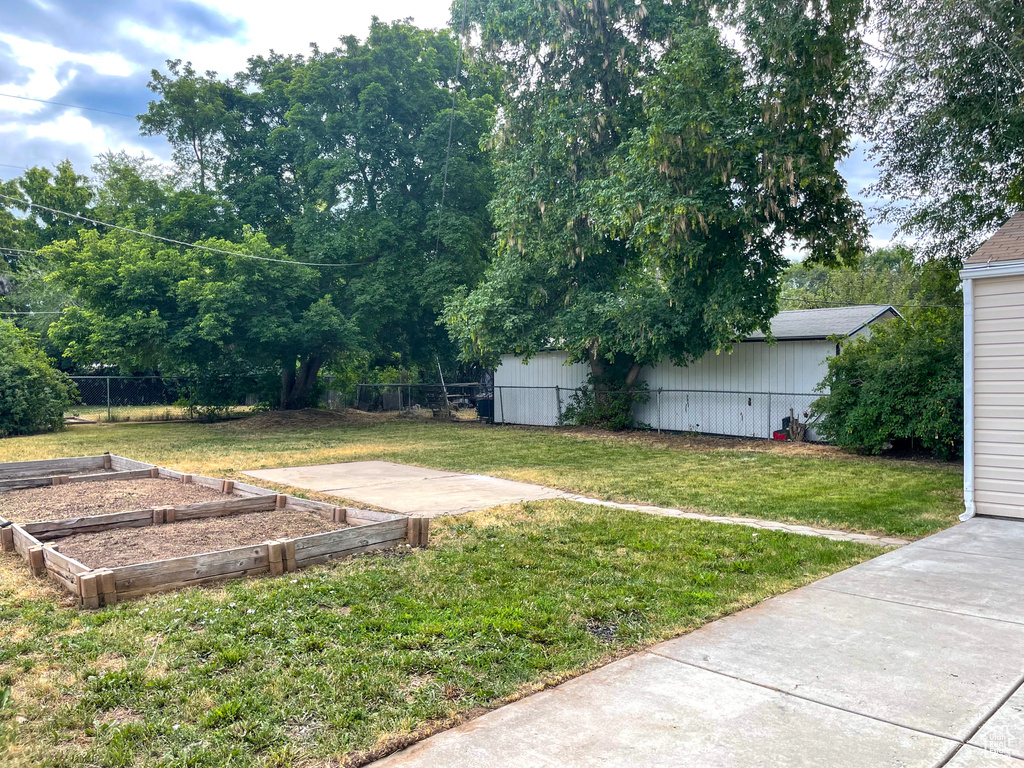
[0,161,94,354]
[867,0,1024,259]
[445,0,868,388]
[50,20,494,406]
[48,231,358,403]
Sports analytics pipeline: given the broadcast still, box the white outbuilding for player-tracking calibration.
[493,304,899,439]
[961,212,1024,521]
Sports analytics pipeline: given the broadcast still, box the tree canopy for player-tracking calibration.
[45,19,495,406]
[780,245,962,312]
[867,0,1024,260]
[445,0,869,387]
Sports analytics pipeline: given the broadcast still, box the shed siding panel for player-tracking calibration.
[972,274,1024,519]
[494,352,588,425]
[497,340,834,437]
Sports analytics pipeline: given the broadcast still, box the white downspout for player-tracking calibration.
[961,276,976,521]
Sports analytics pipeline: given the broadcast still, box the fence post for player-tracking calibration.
[767,392,773,438]
[106,376,111,423]
[497,386,504,425]
[555,385,562,422]
[657,388,662,434]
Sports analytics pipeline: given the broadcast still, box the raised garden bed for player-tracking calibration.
[3,477,227,521]
[0,454,428,608]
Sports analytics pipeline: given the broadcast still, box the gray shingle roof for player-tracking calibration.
[965,211,1024,265]
[746,305,898,341]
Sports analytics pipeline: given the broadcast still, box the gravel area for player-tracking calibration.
[59,509,344,568]
[1,478,228,523]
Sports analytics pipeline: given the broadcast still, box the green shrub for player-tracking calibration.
[0,320,77,437]
[812,310,963,459]
[560,377,650,431]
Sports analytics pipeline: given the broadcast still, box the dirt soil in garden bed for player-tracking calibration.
[58,508,346,568]
[1,478,228,523]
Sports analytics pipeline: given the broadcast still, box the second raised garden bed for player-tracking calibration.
[0,454,428,608]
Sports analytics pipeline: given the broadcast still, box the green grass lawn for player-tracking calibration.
[1,501,879,768]
[0,415,963,537]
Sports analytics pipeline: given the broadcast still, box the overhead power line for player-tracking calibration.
[0,193,358,268]
[0,310,63,315]
[0,92,138,118]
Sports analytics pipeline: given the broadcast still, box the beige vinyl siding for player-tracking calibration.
[973,274,1024,519]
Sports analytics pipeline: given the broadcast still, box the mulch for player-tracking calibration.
[1,478,227,523]
[59,509,344,568]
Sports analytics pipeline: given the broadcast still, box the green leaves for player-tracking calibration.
[868,0,1024,259]
[0,320,76,437]
[448,0,867,388]
[813,310,964,459]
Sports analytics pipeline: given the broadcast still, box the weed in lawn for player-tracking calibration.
[0,499,880,768]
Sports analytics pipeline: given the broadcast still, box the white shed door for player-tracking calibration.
[973,274,1024,519]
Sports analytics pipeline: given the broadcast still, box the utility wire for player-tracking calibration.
[0,310,63,315]
[432,0,470,257]
[0,92,138,118]
[0,193,359,268]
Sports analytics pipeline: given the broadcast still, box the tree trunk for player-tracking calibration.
[280,354,324,410]
[279,356,297,410]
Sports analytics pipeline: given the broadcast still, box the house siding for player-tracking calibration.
[972,274,1024,519]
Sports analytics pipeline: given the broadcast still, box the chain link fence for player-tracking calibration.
[67,376,264,423]
[349,383,485,418]
[493,385,823,440]
[64,375,821,439]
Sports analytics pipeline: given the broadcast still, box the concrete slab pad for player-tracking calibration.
[243,461,566,517]
[318,476,565,516]
[372,652,953,768]
[945,747,1024,767]
[971,685,1024,760]
[244,460,460,492]
[815,545,1024,625]
[652,588,1024,740]
[916,518,1024,561]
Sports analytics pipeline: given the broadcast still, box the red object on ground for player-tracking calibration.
[772,431,788,441]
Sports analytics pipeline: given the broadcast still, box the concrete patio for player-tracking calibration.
[372,516,1024,768]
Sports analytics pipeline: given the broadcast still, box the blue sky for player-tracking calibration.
[0,0,893,249]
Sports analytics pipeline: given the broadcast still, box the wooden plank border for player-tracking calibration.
[0,455,107,480]
[22,495,280,541]
[1,455,419,608]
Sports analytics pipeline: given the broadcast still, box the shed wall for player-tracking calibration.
[494,340,835,437]
[972,274,1024,519]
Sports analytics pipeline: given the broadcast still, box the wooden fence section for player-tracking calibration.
[1,454,429,608]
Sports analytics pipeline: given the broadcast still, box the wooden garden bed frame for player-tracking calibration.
[0,454,428,608]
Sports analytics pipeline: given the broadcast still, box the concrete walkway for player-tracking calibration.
[244,460,906,546]
[373,517,1024,768]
